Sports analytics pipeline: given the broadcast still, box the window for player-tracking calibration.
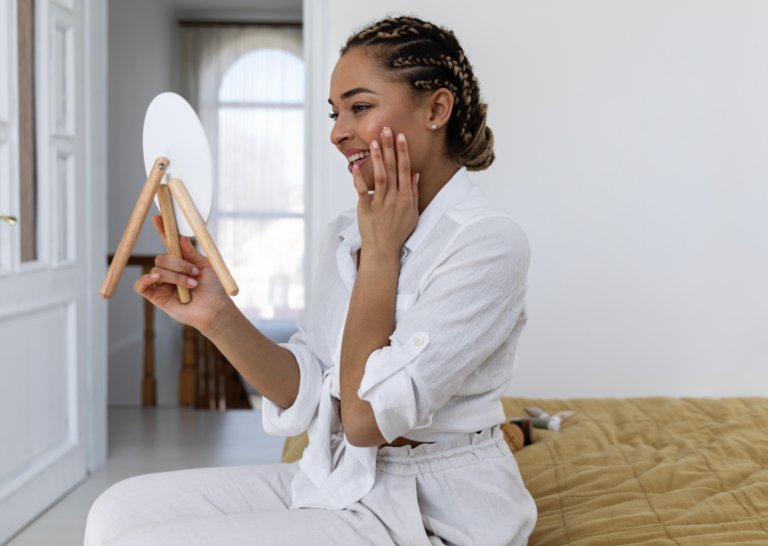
[216,47,305,337]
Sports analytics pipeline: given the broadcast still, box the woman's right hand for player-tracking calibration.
[134,215,234,335]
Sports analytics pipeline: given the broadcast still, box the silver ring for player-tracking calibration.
[150,282,164,287]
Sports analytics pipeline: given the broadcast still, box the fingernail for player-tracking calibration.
[398,133,405,143]
[192,267,200,275]
[187,278,198,287]
[371,140,379,150]
[383,127,391,138]
[415,173,420,184]
[150,273,159,279]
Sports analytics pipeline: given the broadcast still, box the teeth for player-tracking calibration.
[347,151,370,163]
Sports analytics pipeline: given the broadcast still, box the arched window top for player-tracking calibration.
[218,47,304,104]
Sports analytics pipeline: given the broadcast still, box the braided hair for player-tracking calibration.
[341,16,494,171]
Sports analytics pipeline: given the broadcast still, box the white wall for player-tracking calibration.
[107,0,182,405]
[307,0,768,399]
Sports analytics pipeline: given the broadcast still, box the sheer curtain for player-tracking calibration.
[180,25,304,342]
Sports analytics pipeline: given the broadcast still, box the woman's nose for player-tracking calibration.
[330,116,354,146]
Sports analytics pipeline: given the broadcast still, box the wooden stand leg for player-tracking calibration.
[179,324,199,406]
[141,265,157,406]
[157,184,191,304]
[101,157,169,299]
[167,178,239,296]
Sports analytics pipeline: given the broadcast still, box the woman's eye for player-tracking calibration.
[328,105,369,121]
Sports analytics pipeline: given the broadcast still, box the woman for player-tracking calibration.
[85,15,536,546]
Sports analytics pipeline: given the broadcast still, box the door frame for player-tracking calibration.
[82,0,107,474]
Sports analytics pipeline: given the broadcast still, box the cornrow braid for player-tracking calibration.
[341,16,494,171]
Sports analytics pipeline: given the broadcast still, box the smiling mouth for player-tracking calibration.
[347,151,370,173]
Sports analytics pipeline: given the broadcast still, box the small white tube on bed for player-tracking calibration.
[524,406,550,419]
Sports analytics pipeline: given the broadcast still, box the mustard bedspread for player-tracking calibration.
[281,397,768,545]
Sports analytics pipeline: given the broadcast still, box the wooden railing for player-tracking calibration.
[108,254,252,409]
[185,323,252,410]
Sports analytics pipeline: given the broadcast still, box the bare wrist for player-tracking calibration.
[203,300,243,342]
[360,246,401,264]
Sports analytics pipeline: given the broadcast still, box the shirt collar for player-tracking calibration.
[336,214,360,246]
[403,166,473,254]
[336,166,474,255]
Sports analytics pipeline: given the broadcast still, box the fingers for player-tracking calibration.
[148,266,199,289]
[369,126,414,210]
[352,160,371,206]
[134,272,173,299]
[179,234,207,266]
[155,253,200,277]
[395,133,412,199]
[380,127,398,198]
[370,138,386,202]
[155,213,208,267]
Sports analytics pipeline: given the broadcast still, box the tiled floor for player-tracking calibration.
[7,407,285,546]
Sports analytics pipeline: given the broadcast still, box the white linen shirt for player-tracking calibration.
[262,166,531,510]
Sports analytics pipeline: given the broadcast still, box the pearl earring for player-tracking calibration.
[431,124,437,130]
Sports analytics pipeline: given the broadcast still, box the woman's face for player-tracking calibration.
[329,49,430,191]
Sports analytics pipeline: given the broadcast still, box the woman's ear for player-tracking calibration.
[427,88,454,131]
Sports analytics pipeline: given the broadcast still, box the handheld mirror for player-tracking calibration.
[100,92,238,300]
[143,92,213,237]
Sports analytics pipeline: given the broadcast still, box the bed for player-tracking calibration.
[281,397,768,545]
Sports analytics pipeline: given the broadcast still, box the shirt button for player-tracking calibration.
[414,336,425,346]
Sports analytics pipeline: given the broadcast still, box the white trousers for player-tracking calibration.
[84,427,536,546]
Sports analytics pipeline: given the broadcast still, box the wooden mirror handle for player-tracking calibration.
[157,184,191,304]
[100,158,169,299]
[167,178,239,297]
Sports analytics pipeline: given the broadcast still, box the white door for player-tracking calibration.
[0,0,106,542]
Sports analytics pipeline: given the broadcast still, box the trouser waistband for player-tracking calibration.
[375,426,509,476]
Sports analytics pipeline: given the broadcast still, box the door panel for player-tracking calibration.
[0,301,76,485]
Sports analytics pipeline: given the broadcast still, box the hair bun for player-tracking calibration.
[458,103,495,171]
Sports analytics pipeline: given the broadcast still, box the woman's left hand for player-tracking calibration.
[352,126,419,258]
[343,126,419,446]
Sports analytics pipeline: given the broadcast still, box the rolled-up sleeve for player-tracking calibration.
[262,324,324,437]
[357,216,530,443]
